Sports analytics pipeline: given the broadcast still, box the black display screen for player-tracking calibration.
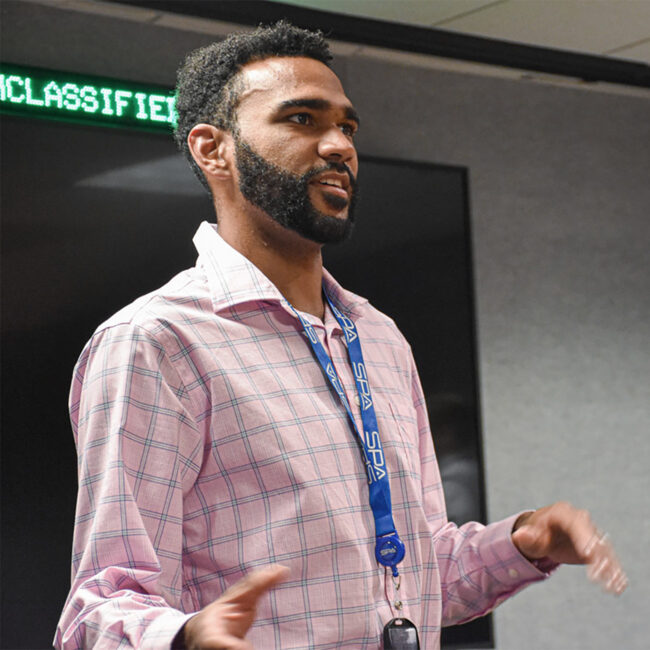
[1,114,490,649]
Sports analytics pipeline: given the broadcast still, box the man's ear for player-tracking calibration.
[187,124,233,182]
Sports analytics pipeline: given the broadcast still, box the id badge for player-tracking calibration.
[383,618,420,650]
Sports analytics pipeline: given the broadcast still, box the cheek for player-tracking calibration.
[267,145,310,175]
[247,131,300,159]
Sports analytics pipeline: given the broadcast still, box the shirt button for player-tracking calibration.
[508,568,519,578]
[353,395,361,406]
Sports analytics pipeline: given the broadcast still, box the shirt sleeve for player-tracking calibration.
[55,323,203,649]
[409,350,556,627]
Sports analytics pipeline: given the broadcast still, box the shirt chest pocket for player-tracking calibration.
[374,398,421,481]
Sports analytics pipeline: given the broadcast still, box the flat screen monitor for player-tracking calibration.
[1,114,490,649]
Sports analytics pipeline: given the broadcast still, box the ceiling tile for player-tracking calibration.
[439,0,650,57]
[275,0,500,26]
[607,38,650,64]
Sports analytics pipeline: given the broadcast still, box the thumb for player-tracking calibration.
[512,525,548,560]
[220,565,290,609]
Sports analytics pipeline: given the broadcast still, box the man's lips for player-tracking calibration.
[310,172,351,200]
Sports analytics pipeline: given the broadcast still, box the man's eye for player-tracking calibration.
[288,113,312,125]
[340,123,357,137]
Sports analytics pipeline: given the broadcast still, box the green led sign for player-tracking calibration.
[0,63,176,132]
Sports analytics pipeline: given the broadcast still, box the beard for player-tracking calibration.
[233,135,358,245]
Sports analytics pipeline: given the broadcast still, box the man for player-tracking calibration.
[56,21,626,650]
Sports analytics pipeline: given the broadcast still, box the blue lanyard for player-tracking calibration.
[286,292,405,577]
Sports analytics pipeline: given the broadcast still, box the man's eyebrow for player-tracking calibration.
[277,98,361,126]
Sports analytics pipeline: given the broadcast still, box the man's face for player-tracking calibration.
[233,133,358,244]
[232,57,360,244]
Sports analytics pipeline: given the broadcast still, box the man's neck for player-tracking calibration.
[217,218,326,320]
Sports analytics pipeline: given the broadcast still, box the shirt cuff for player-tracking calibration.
[479,512,559,586]
[140,610,196,650]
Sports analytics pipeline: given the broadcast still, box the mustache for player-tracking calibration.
[303,161,357,190]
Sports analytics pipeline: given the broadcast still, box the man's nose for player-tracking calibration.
[318,126,356,163]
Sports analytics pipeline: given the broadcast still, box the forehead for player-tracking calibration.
[236,56,352,111]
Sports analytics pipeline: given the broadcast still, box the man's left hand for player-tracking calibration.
[512,501,628,595]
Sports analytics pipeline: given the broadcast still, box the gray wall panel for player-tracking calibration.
[347,55,649,649]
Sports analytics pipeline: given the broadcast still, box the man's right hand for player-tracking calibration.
[182,565,289,650]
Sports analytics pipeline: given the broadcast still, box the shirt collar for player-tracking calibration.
[193,221,368,316]
[322,267,369,318]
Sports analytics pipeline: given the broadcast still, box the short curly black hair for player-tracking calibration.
[174,20,333,194]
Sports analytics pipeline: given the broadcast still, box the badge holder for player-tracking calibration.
[383,617,420,650]
[378,544,420,650]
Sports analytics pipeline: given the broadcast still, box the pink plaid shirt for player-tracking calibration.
[55,222,550,649]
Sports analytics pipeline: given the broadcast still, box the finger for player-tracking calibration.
[602,556,627,591]
[584,535,628,594]
[559,508,612,566]
[601,567,628,596]
[220,565,290,608]
[587,556,610,581]
[564,507,599,562]
[582,529,603,557]
[605,568,625,593]
[587,535,619,573]
[612,573,629,595]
